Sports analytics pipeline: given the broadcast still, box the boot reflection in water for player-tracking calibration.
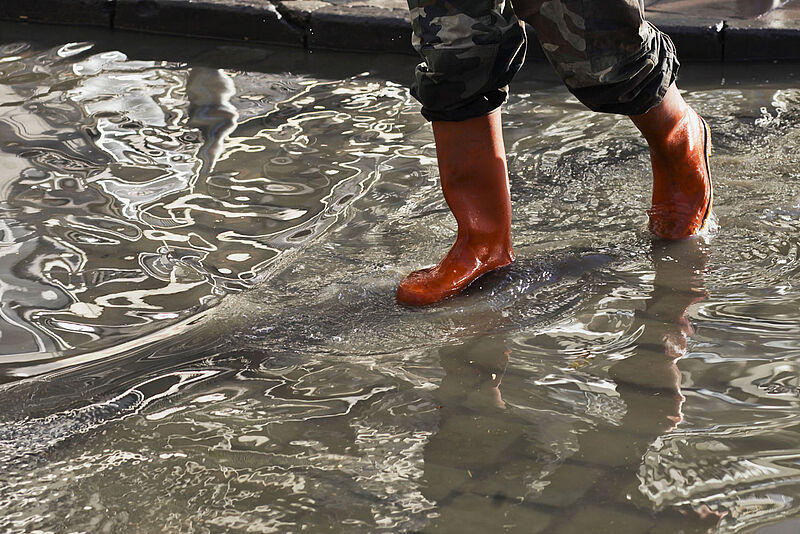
[535,238,723,527]
[422,240,722,531]
[399,0,713,306]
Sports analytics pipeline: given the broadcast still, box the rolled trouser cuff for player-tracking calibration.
[568,24,680,115]
[408,0,527,122]
[517,0,681,116]
[414,82,511,122]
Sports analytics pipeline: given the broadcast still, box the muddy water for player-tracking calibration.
[1,25,799,534]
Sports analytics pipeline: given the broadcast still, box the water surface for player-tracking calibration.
[1,24,800,534]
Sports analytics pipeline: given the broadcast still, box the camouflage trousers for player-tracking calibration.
[407,0,679,121]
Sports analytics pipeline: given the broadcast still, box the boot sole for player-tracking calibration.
[698,114,713,231]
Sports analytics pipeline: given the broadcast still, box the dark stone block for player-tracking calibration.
[660,24,724,62]
[725,27,800,61]
[0,0,113,27]
[115,0,304,46]
[648,13,724,62]
[305,6,413,54]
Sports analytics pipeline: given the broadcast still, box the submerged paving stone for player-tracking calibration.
[115,0,304,46]
[427,493,553,534]
[0,0,113,27]
[552,505,653,534]
[569,429,645,469]
[529,463,608,508]
[421,462,471,503]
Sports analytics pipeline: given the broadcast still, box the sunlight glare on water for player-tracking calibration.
[1,27,800,534]
[0,38,410,379]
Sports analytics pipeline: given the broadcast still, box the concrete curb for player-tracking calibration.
[2,0,114,28]
[300,7,410,54]
[114,0,304,46]
[2,0,800,61]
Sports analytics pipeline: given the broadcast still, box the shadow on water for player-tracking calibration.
[1,20,800,534]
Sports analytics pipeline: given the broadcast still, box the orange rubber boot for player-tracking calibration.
[631,84,713,240]
[397,109,514,306]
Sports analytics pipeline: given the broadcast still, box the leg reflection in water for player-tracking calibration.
[422,239,723,533]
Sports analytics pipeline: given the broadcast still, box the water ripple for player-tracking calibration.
[1,35,800,534]
[0,42,414,374]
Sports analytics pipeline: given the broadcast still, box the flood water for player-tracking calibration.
[1,23,799,534]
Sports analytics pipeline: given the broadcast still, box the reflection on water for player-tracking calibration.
[0,40,409,378]
[1,30,800,534]
[423,240,720,533]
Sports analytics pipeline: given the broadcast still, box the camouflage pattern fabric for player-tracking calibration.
[407,0,527,122]
[407,0,679,121]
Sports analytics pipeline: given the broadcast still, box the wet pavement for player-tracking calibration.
[1,26,800,533]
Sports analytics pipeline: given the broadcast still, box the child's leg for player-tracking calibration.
[398,0,527,306]
[516,0,712,239]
